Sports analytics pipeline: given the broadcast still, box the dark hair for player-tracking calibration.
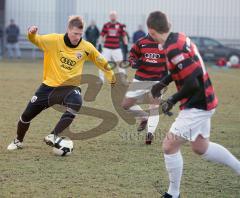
[68,16,84,29]
[147,11,170,33]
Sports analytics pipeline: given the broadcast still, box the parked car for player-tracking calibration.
[189,36,240,63]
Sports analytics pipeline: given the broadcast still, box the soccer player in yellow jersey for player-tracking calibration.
[7,16,116,150]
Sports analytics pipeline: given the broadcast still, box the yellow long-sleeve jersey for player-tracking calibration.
[28,33,115,87]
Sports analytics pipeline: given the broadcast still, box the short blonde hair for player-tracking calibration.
[68,15,84,29]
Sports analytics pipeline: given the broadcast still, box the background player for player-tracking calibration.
[148,11,240,198]
[7,16,115,150]
[99,10,128,84]
[121,34,168,144]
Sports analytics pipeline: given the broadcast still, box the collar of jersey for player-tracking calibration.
[64,33,82,48]
[163,32,174,48]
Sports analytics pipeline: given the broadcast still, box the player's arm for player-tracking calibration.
[151,74,173,98]
[123,35,128,45]
[89,45,116,84]
[27,26,56,51]
[169,75,200,104]
[167,46,202,103]
[128,42,141,69]
[100,24,107,45]
[158,46,202,113]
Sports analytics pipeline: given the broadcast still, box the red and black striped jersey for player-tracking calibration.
[101,21,126,49]
[129,35,167,81]
[164,32,218,110]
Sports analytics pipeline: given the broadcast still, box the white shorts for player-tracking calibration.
[125,79,159,98]
[170,108,216,142]
[102,48,123,62]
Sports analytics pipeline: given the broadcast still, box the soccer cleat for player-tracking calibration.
[44,134,60,147]
[7,139,23,150]
[145,132,154,145]
[162,192,180,198]
[137,119,148,132]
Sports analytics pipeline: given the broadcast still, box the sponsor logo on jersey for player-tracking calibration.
[146,59,157,63]
[109,29,117,36]
[144,53,161,59]
[60,57,76,66]
[171,54,185,65]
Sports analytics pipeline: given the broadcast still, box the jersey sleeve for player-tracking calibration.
[167,41,203,81]
[27,33,57,51]
[89,44,116,84]
[100,24,107,37]
[120,24,127,37]
[128,42,141,67]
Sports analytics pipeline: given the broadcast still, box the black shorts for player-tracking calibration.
[21,83,82,122]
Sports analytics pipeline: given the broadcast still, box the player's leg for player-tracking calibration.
[55,87,82,136]
[7,43,14,59]
[121,80,149,131]
[145,94,160,144]
[7,84,51,150]
[192,133,240,175]
[113,49,128,85]
[162,133,185,198]
[44,87,82,146]
[162,108,198,197]
[15,42,21,58]
[98,48,111,83]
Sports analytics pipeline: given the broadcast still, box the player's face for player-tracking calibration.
[148,28,163,43]
[67,27,83,45]
[109,13,117,22]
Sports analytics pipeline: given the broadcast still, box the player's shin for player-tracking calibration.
[202,142,240,175]
[164,151,183,198]
[52,111,75,136]
[17,117,30,142]
[147,104,159,134]
[127,105,148,121]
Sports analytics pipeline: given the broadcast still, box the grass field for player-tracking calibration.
[0,59,240,198]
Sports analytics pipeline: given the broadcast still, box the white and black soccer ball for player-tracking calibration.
[52,137,73,156]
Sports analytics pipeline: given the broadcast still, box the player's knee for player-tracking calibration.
[121,100,130,110]
[21,111,33,123]
[162,138,175,154]
[67,96,82,112]
[149,104,159,111]
[191,144,206,155]
[191,136,209,155]
[162,134,182,154]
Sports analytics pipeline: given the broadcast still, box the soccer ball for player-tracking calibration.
[52,137,73,156]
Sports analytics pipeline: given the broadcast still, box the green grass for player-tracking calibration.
[0,59,240,198]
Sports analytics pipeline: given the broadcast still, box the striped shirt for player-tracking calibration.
[129,35,167,81]
[164,32,218,110]
[101,21,126,49]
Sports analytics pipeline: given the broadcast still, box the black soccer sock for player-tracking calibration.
[53,111,75,136]
[17,120,30,142]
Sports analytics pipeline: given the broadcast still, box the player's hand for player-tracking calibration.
[110,75,116,88]
[132,60,143,69]
[160,98,174,116]
[110,82,116,88]
[151,82,166,98]
[28,26,38,34]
